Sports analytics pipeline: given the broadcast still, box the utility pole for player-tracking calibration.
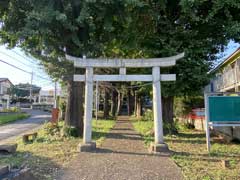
[54,81,57,108]
[29,71,33,105]
[95,81,99,121]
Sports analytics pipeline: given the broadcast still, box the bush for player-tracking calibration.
[141,109,153,121]
[163,122,178,135]
[140,109,178,134]
[42,122,78,140]
[43,122,61,136]
[2,107,20,112]
[175,121,195,131]
[61,126,78,137]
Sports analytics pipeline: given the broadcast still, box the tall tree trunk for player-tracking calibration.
[103,88,110,119]
[116,91,122,116]
[127,89,134,116]
[162,96,177,134]
[134,91,137,116]
[65,79,84,136]
[136,95,142,118]
[111,89,118,117]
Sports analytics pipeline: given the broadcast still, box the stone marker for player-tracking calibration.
[221,160,230,169]
[12,168,38,180]
[22,132,38,143]
[0,144,17,153]
[0,165,9,176]
[1,167,38,180]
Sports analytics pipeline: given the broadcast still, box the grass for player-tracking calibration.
[131,118,240,180]
[0,113,30,125]
[92,119,115,145]
[0,119,115,180]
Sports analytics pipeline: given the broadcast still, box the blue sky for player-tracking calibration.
[0,41,239,90]
[0,45,55,90]
[216,40,240,65]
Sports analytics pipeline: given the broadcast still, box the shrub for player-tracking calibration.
[42,122,61,136]
[140,109,178,134]
[2,107,20,112]
[141,109,153,121]
[61,126,78,137]
[42,122,78,140]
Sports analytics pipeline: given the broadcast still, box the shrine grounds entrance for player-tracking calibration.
[66,53,184,153]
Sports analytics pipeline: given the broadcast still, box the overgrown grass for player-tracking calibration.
[0,113,30,125]
[0,119,115,180]
[131,118,240,180]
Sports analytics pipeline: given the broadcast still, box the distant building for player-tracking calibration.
[206,48,240,92]
[0,78,13,108]
[38,89,62,104]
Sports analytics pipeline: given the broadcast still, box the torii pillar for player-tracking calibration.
[150,66,168,152]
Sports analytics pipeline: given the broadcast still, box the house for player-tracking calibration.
[207,48,240,92]
[38,89,62,105]
[206,47,240,140]
[0,78,13,109]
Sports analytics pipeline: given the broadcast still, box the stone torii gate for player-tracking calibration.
[66,53,184,153]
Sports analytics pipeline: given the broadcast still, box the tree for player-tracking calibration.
[0,0,140,135]
[145,1,240,131]
[104,0,240,132]
[1,0,240,135]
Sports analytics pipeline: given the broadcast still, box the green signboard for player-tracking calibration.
[209,96,240,122]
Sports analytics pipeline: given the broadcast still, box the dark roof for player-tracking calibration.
[0,78,8,82]
[0,78,13,86]
[212,47,240,72]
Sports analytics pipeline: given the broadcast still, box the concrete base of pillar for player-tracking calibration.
[78,142,96,152]
[149,142,170,154]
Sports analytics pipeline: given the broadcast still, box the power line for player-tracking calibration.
[0,59,31,74]
[12,49,37,65]
[0,50,47,77]
[0,50,33,69]
[0,59,52,82]
[34,73,52,81]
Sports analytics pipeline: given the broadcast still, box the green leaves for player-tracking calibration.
[0,0,240,96]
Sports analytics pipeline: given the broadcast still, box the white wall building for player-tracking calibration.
[38,89,62,104]
[0,78,13,109]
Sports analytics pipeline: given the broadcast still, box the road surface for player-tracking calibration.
[0,109,51,143]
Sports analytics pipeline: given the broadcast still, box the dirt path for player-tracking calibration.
[59,116,183,180]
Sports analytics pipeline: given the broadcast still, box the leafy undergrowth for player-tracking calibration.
[0,119,115,180]
[131,118,240,180]
[0,113,30,125]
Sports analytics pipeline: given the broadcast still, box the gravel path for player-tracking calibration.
[59,116,183,180]
[0,109,50,143]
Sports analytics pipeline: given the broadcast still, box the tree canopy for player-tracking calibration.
[1,0,239,88]
[1,0,240,127]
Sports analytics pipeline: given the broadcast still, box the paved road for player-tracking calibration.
[59,116,183,180]
[0,109,51,143]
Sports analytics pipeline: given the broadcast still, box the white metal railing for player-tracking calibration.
[212,60,240,91]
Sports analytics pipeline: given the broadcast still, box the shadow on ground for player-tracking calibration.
[0,150,60,180]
